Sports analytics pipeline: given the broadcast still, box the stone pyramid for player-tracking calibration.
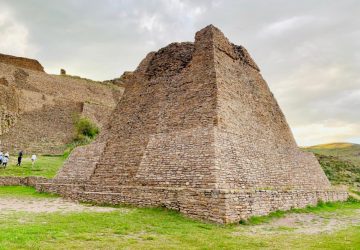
[38,25,347,223]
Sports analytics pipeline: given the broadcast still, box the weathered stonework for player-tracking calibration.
[0,77,19,135]
[37,25,347,223]
[0,53,44,72]
[0,176,50,187]
[0,58,124,154]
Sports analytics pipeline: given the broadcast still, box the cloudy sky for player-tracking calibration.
[0,0,359,146]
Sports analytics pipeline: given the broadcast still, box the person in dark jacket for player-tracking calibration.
[17,151,23,166]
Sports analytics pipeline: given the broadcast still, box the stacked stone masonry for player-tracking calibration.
[0,53,44,72]
[37,25,347,223]
[0,176,50,187]
[0,59,123,154]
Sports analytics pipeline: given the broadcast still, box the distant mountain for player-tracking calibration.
[303,143,360,186]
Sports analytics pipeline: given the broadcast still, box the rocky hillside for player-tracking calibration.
[303,143,360,187]
[0,53,124,155]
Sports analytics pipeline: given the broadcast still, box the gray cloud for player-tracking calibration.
[0,0,359,145]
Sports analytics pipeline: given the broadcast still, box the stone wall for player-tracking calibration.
[0,77,19,135]
[0,60,123,154]
[0,53,44,72]
[81,103,113,129]
[214,129,331,190]
[54,142,107,182]
[89,35,218,187]
[0,176,50,187]
[36,183,348,223]
[40,25,348,223]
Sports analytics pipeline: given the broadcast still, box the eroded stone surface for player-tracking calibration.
[0,59,123,154]
[0,53,44,72]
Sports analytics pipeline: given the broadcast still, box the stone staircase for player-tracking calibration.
[54,142,107,182]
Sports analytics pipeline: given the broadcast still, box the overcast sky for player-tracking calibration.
[0,0,359,146]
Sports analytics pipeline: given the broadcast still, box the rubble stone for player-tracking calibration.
[0,53,44,72]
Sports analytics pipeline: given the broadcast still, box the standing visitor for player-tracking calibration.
[31,154,37,167]
[17,151,23,166]
[2,153,9,168]
[0,151,3,165]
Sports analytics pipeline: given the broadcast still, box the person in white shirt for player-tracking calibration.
[2,153,9,168]
[31,154,37,167]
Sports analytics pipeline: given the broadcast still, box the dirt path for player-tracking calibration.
[234,209,360,235]
[0,197,126,214]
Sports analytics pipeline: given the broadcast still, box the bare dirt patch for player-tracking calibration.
[0,197,125,214]
[235,209,360,235]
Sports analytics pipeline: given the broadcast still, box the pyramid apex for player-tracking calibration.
[195,24,225,40]
[200,24,220,31]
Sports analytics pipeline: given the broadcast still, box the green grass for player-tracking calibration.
[0,206,358,249]
[304,142,360,166]
[0,155,66,178]
[303,142,360,187]
[242,198,360,225]
[352,189,360,196]
[0,186,358,249]
[0,186,58,198]
[314,154,360,185]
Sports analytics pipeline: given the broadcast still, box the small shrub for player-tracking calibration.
[75,117,99,141]
[61,117,99,157]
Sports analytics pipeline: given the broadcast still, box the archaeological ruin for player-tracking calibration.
[0,53,123,154]
[1,25,347,223]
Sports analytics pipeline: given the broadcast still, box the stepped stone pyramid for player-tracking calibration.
[38,25,347,223]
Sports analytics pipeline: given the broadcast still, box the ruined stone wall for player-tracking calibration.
[0,61,122,154]
[0,53,44,72]
[81,103,114,129]
[36,182,348,223]
[223,189,348,222]
[54,142,107,182]
[0,77,19,135]
[0,176,50,187]
[0,100,83,154]
[89,36,219,187]
[215,129,331,190]
[41,25,346,223]
[135,126,217,188]
[210,26,331,191]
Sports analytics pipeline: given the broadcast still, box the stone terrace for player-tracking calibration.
[0,58,123,154]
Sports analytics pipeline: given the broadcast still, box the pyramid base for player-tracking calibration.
[36,183,348,223]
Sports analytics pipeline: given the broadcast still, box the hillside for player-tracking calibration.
[0,53,124,155]
[303,143,360,187]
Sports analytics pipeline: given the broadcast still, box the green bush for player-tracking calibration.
[74,117,99,141]
[314,153,360,185]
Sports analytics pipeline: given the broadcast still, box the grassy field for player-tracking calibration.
[0,186,58,198]
[0,186,359,250]
[0,155,66,178]
[303,143,360,187]
[0,144,358,249]
[304,143,360,166]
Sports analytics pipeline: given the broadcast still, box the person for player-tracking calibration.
[17,151,23,166]
[0,151,3,165]
[31,154,37,167]
[2,153,9,168]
